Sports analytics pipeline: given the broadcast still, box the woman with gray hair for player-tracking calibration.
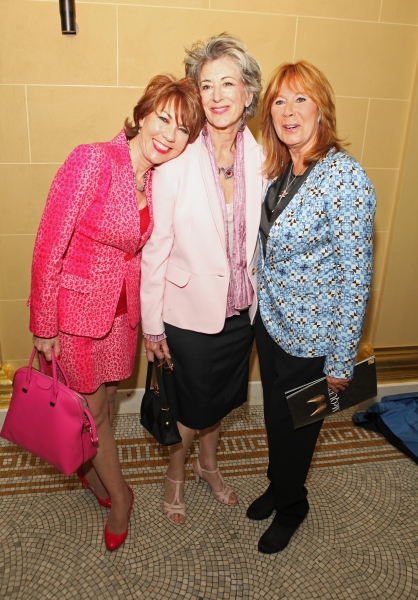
[141,33,263,524]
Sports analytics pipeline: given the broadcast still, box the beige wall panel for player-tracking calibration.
[380,0,418,25]
[27,86,144,164]
[375,246,418,346]
[211,0,381,21]
[0,86,30,163]
[0,1,116,85]
[374,69,418,348]
[247,109,262,144]
[371,231,388,292]
[0,236,34,301]
[84,0,209,6]
[359,288,379,344]
[362,100,409,169]
[366,168,399,233]
[249,345,260,382]
[0,301,32,361]
[120,340,148,390]
[118,6,296,87]
[374,274,418,347]
[335,97,369,163]
[0,165,58,235]
[2,358,29,373]
[295,19,418,100]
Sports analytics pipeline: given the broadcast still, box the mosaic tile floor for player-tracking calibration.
[0,405,417,600]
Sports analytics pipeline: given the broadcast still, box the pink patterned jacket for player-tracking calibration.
[29,130,153,339]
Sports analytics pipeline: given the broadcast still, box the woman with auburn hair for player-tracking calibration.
[246,61,376,553]
[141,33,263,525]
[29,74,205,550]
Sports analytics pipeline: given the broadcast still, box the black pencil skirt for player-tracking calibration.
[163,309,254,430]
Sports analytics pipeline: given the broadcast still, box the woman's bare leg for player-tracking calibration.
[198,421,237,505]
[85,384,131,534]
[164,423,196,524]
[106,381,119,426]
[79,382,119,499]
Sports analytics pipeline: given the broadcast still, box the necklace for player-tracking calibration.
[218,164,234,180]
[127,138,147,192]
[276,164,305,204]
[203,124,235,179]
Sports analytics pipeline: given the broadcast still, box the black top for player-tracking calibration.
[260,160,317,256]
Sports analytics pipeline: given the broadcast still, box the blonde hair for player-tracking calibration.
[184,32,262,119]
[262,60,347,180]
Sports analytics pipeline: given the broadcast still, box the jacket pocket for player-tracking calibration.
[60,272,92,293]
[165,263,191,288]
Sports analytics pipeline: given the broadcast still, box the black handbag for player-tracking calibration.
[140,361,182,446]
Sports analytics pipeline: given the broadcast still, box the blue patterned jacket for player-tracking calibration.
[258,149,376,379]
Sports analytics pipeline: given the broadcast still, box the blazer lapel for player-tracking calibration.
[244,129,262,264]
[198,133,227,252]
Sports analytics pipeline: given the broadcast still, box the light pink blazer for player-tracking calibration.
[140,127,263,336]
[29,131,153,339]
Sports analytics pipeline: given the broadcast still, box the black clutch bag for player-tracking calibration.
[140,361,182,446]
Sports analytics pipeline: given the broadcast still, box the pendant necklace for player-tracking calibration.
[217,142,235,180]
[127,138,147,192]
[218,164,234,180]
[268,163,305,217]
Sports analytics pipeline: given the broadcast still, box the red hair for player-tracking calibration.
[262,61,347,180]
[124,74,205,144]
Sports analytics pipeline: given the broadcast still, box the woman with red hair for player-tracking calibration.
[29,75,204,550]
[247,61,376,554]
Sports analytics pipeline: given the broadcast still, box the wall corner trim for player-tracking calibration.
[375,346,418,383]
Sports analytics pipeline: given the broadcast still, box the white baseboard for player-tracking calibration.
[108,380,418,416]
[356,381,418,410]
[1,381,417,429]
[114,380,265,416]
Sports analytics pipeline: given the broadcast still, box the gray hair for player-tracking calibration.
[184,32,262,120]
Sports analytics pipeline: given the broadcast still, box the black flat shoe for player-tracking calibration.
[246,486,276,521]
[258,514,300,554]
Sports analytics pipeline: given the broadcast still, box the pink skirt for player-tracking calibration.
[58,314,139,394]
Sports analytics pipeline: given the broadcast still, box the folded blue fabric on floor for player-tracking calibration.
[353,392,418,464]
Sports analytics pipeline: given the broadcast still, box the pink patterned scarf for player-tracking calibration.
[203,126,253,318]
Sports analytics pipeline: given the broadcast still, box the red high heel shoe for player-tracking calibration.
[104,486,134,551]
[76,467,112,509]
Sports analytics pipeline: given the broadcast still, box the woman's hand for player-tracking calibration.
[326,375,352,394]
[145,338,171,363]
[33,335,61,362]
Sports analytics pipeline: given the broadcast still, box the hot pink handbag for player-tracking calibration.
[1,348,98,476]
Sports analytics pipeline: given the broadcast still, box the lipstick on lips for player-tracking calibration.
[210,105,230,114]
[153,139,170,154]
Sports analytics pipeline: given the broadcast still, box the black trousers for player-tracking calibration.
[255,314,325,527]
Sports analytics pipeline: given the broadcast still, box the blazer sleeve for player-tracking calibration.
[29,144,105,337]
[140,165,176,336]
[324,158,376,379]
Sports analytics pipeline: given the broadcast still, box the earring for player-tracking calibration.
[238,106,248,132]
[317,116,321,124]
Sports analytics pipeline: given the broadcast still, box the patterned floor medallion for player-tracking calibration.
[0,405,416,599]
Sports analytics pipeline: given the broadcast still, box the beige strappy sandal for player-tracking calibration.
[192,458,237,506]
[163,472,186,525]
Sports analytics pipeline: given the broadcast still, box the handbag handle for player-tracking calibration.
[83,407,99,443]
[145,361,170,410]
[27,347,70,399]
